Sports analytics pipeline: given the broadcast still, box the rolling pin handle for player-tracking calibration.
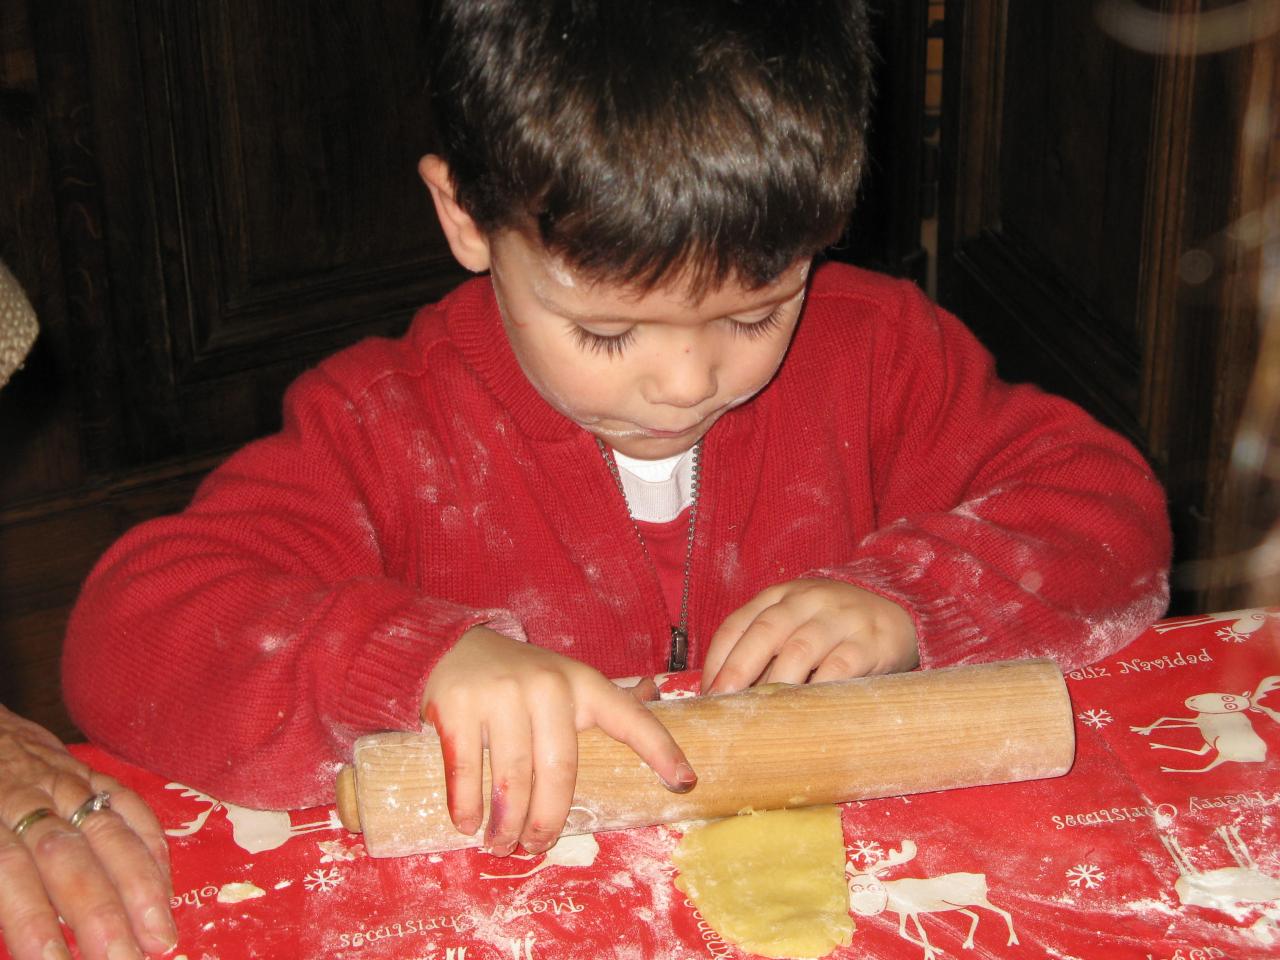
[336,765,362,833]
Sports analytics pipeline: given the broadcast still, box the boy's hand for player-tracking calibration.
[701,579,918,694]
[421,626,696,856]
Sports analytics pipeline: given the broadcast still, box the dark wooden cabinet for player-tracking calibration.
[937,0,1270,614]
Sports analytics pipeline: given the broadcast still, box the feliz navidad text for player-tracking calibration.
[1068,647,1212,681]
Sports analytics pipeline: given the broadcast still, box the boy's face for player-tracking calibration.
[487,230,810,460]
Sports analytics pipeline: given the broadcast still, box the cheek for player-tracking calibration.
[723,339,791,398]
[507,328,616,414]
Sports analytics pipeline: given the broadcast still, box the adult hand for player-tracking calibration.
[0,705,177,960]
[421,626,696,857]
[701,578,919,694]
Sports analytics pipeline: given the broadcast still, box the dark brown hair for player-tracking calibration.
[428,0,873,295]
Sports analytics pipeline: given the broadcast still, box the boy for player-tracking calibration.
[63,0,1170,860]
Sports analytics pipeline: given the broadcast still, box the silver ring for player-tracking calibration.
[11,806,56,837]
[68,791,111,829]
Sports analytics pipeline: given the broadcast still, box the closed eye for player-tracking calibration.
[567,301,789,357]
[569,324,637,358]
[727,305,787,339]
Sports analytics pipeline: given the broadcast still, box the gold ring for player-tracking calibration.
[11,807,56,838]
[68,791,112,829]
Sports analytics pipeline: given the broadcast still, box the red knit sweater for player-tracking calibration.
[62,263,1171,809]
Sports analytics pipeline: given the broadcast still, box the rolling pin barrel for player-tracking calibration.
[337,658,1074,857]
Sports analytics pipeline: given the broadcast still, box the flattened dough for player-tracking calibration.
[673,805,853,959]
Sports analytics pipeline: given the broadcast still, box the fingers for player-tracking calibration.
[592,686,696,795]
[423,630,696,858]
[705,580,919,693]
[427,704,484,839]
[703,597,794,694]
[482,697,533,857]
[519,687,577,855]
[701,593,775,693]
[93,773,171,887]
[0,819,68,960]
[761,621,838,685]
[625,675,660,703]
[72,788,178,955]
[808,642,879,684]
[0,781,164,960]
[0,708,177,959]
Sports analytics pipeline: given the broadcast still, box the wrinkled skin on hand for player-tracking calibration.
[0,705,177,960]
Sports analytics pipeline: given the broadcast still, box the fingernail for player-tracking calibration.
[666,762,697,793]
[486,837,517,857]
[145,905,180,950]
[106,940,143,960]
[456,816,481,836]
[42,941,72,960]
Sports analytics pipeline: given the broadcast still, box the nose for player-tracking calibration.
[644,341,718,409]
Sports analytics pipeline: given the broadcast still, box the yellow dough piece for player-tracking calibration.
[673,805,853,959]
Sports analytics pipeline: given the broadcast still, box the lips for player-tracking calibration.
[641,422,702,438]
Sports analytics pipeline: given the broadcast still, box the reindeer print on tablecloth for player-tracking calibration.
[846,839,1017,960]
[1154,608,1276,643]
[164,784,342,854]
[479,832,600,880]
[1160,825,1280,944]
[1130,676,1280,773]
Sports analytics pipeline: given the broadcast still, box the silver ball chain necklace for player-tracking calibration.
[596,436,702,672]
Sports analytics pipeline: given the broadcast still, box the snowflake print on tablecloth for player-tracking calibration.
[1218,624,1254,643]
[847,839,883,867]
[1078,708,1114,730]
[1066,864,1106,890]
[304,867,343,892]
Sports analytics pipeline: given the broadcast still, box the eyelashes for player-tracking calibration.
[730,306,788,340]
[568,305,789,358]
[570,325,638,358]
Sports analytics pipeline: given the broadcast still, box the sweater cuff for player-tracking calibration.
[805,556,987,670]
[331,598,527,738]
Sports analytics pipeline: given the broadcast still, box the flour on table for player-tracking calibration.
[216,881,267,903]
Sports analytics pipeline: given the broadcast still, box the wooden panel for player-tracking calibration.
[156,0,454,368]
[48,0,471,467]
[938,0,1155,439]
[937,0,1263,612]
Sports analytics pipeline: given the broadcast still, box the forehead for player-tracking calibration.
[494,230,810,323]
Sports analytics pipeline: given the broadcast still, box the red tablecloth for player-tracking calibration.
[24,609,1280,959]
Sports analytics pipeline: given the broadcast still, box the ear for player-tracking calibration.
[419,154,492,273]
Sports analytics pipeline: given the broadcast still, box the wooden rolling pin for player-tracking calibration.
[336,658,1074,857]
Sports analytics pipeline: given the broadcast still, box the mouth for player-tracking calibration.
[642,426,696,439]
[586,409,723,442]
[637,420,708,439]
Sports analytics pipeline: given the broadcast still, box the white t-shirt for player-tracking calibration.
[611,447,697,524]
